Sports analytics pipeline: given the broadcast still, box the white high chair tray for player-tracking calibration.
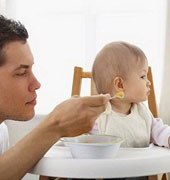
[30,143,170,178]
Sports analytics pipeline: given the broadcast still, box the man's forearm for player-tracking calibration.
[0,95,109,180]
[0,121,61,180]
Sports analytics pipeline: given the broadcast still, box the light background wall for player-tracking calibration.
[1,0,169,179]
[5,0,167,115]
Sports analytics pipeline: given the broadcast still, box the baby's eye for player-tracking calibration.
[141,75,146,79]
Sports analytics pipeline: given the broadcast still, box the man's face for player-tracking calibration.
[0,41,40,122]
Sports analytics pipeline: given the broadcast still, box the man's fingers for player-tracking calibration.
[90,104,107,115]
[81,94,111,107]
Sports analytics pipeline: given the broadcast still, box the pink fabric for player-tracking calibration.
[151,118,170,148]
[90,117,170,148]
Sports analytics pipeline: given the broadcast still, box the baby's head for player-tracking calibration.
[92,41,149,99]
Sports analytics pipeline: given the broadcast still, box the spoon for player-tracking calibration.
[110,91,125,100]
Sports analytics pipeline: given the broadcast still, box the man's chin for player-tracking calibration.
[22,113,35,121]
[10,112,35,121]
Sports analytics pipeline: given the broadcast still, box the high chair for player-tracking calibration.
[70,66,166,180]
[39,66,167,180]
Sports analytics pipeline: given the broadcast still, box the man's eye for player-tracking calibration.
[16,71,27,76]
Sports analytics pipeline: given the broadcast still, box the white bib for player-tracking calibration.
[98,102,152,147]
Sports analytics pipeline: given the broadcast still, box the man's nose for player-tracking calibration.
[28,75,41,92]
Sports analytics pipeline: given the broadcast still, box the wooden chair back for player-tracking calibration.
[71,66,158,117]
[39,66,164,180]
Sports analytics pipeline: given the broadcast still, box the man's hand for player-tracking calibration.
[44,94,110,138]
[0,94,110,180]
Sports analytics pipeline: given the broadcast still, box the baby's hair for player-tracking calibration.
[92,41,147,94]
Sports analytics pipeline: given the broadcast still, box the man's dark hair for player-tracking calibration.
[0,15,28,66]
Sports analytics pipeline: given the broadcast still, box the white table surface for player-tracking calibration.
[30,143,170,178]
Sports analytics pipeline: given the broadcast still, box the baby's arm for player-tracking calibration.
[151,118,170,148]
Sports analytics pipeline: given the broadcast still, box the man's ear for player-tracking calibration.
[113,76,124,92]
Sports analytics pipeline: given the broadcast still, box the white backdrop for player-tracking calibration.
[4,0,167,115]
[0,1,169,180]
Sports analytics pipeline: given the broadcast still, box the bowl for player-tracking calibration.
[61,134,123,159]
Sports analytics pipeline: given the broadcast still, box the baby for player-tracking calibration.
[92,41,170,148]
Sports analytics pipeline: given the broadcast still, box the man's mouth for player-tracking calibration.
[26,97,37,105]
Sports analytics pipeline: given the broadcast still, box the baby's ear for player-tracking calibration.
[113,76,124,91]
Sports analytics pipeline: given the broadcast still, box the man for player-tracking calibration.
[0,15,110,180]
